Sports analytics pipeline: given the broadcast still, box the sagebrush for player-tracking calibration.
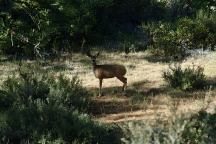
[0,63,122,144]
[163,64,207,91]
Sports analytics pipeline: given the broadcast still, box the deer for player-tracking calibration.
[87,51,127,96]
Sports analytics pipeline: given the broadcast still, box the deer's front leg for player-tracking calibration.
[99,79,103,97]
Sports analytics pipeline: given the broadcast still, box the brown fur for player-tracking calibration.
[93,64,126,79]
[87,52,127,96]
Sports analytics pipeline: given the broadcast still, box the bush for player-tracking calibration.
[175,12,216,51]
[121,110,216,144]
[182,110,216,144]
[4,63,90,112]
[143,22,186,58]
[163,64,207,91]
[0,0,168,57]
[144,11,216,58]
[121,115,189,144]
[0,64,122,144]
[196,10,216,50]
[177,18,210,49]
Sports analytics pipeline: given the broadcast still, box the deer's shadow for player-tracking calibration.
[88,80,169,115]
[87,77,216,115]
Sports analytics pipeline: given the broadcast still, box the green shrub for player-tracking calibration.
[144,12,216,58]
[167,0,196,19]
[182,110,216,144]
[3,63,89,112]
[0,64,121,144]
[121,115,189,144]
[176,12,216,51]
[143,22,186,58]
[177,18,209,49]
[197,10,216,50]
[0,0,168,57]
[163,64,207,91]
[121,110,216,144]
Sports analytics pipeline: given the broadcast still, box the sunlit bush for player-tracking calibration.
[163,64,207,91]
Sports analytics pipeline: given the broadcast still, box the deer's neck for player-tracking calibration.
[92,62,97,69]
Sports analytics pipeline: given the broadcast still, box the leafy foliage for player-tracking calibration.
[0,0,169,57]
[176,16,215,50]
[143,22,185,58]
[121,115,188,144]
[144,11,216,58]
[163,64,207,91]
[0,63,121,144]
[122,109,216,144]
[166,0,216,19]
[182,110,216,144]
[0,0,216,57]
[0,0,106,56]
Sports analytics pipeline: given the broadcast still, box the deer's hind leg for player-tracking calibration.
[117,76,127,92]
[99,79,103,97]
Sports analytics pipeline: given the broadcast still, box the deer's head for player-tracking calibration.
[86,51,100,65]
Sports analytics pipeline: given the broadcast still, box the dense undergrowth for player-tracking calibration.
[143,10,216,58]
[0,64,122,144]
[0,0,216,58]
[122,109,216,144]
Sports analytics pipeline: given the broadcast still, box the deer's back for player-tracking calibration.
[94,64,126,79]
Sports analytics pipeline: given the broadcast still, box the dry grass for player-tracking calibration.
[1,51,216,124]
